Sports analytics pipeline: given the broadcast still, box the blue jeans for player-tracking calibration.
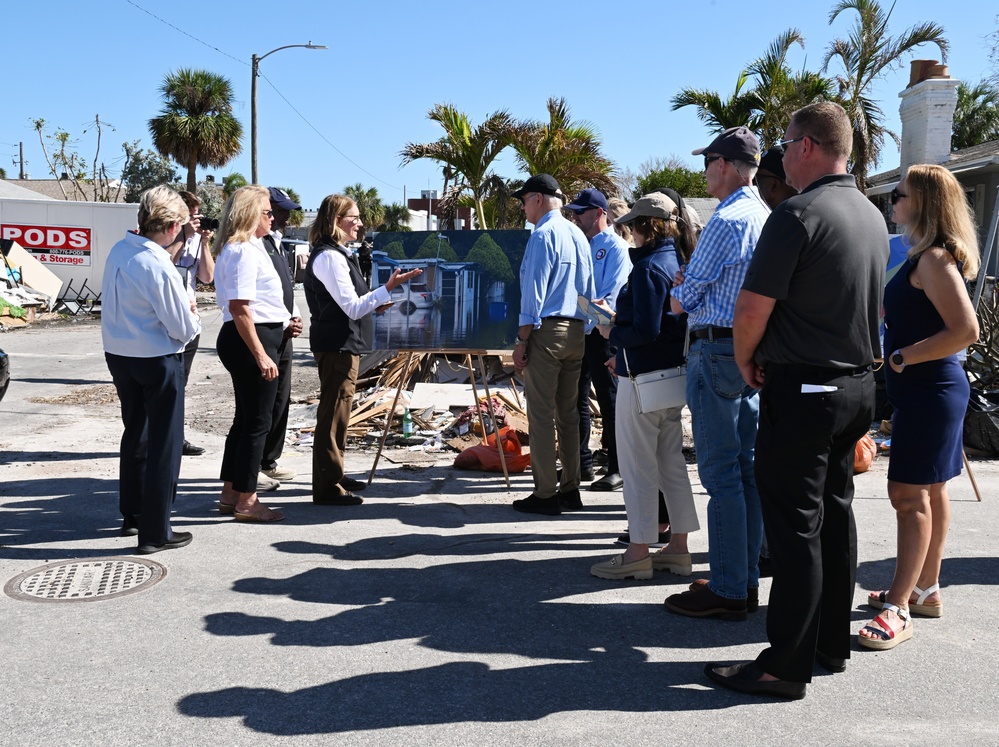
[686,338,762,599]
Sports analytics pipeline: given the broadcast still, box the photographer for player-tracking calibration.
[169,189,216,457]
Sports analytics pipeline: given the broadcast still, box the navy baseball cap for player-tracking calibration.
[268,187,301,211]
[565,188,608,213]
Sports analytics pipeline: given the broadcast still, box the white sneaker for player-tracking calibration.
[256,473,281,491]
[262,466,296,481]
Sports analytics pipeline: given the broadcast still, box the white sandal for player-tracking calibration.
[868,583,942,618]
[858,603,913,650]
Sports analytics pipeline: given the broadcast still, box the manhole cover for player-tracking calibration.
[4,557,166,603]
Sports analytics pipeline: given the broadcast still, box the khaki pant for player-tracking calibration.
[524,318,585,498]
[313,351,359,499]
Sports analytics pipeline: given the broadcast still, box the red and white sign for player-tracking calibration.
[0,223,92,266]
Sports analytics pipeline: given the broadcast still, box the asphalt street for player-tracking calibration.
[0,303,997,746]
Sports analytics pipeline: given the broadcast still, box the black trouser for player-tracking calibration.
[260,335,293,471]
[181,334,200,386]
[216,321,282,494]
[754,366,873,683]
[105,352,185,546]
[577,331,619,474]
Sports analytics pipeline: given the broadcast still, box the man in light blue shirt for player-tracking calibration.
[666,127,770,620]
[566,188,631,492]
[511,174,595,516]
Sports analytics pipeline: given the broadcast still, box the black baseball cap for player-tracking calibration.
[511,173,563,200]
[692,126,761,164]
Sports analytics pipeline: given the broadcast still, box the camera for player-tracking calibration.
[198,217,220,231]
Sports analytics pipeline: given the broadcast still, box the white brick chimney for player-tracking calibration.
[898,60,959,176]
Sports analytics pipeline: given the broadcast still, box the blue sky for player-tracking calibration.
[3,1,996,210]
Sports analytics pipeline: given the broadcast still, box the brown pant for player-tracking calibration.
[524,317,585,498]
[313,351,359,499]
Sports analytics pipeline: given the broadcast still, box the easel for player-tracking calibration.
[366,350,513,488]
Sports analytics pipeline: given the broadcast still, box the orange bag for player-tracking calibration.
[453,427,531,473]
[854,434,877,474]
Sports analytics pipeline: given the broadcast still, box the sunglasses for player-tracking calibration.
[263,210,274,217]
[889,187,908,205]
[704,155,724,169]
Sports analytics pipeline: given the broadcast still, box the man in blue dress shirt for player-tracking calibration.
[511,174,595,516]
[565,188,631,492]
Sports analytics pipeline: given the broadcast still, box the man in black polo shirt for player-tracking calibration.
[709,101,888,700]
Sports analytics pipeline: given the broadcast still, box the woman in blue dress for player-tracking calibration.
[859,164,980,650]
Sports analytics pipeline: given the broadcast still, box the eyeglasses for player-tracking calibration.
[571,207,595,215]
[262,210,274,217]
[704,155,724,170]
[341,214,362,222]
[519,192,539,206]
[777,135,821,155]
[889,187,908,205]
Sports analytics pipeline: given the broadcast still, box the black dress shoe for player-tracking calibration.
[687,579,760,612]
[558,466,595,483]
[512,494,561,516]
[313,492,363,506]
[120,516,139,537]
[558,488,583,511]
[704,661,806,700]
[339,476,367,492]
[589,472,623,491]
[815,650,847,673]
[137,531,193,555]
[665,584,748,621]
[182,440,205,456]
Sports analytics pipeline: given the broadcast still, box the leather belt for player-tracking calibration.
[544,315,583,323]
[690,326,733,341]
[766,363,871,377]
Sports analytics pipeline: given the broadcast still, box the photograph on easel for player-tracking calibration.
[371,230,530,351]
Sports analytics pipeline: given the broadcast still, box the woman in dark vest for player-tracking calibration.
[304,194,421,504]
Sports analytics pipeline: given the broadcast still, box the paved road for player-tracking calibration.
[0,309,997,746]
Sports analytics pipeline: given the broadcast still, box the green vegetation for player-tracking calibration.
[464,233,514,285]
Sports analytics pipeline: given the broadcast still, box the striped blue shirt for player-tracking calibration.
[518,209,595,327]
[671,186,770,329]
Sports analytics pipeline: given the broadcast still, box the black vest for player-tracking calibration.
[304,242,373,354]
[261,233,295,314]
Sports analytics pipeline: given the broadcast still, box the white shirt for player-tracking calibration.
[311,246,390,319]
[102,231,201,357]
[214,237,291,325]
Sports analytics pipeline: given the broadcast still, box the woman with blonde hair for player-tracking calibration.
[304,194,421,504]
[860,164,980,650]
[214,185,290,522]
[606,198,633,245]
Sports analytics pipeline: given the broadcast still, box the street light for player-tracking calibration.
[251,42,327,183]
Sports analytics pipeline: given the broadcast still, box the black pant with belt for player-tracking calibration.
[216,321,283,494]
[754,364,874,682]
[105,352,185,546]
[577,330,619,475]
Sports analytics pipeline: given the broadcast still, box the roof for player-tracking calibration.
[1,178,128,202]
[0,180,57,200]
[684,197,720,226]
[868,139,999,191]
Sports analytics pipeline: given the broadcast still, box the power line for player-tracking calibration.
[258,72,402,192]
[125,0,402,194]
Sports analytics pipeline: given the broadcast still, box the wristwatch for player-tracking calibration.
[514,335,529,347]
[891,349,906,371]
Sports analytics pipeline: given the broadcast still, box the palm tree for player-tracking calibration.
[508,97,617,197]
[223,172,247,197]
[672,30,834,150]
[824,0,948,190]
[343,183,384,242]
[672,72,757,135]
[149,68,243,192]
[379,203,412,232]
[952,80,999,150]
[400,104,514,229]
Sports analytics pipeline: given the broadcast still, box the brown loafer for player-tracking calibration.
[688,578,759,612]
[665,583,748,621]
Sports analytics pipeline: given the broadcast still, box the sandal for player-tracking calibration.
[858,603,913,650]
[218,501,237,515]
[868,583,942,618]
[233,504,285,523]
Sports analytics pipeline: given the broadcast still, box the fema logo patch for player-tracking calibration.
[595,248,606,261]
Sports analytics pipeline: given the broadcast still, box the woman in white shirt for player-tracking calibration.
[102,185,201,553]
[214,185,290,522]
[303,194,420,504]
